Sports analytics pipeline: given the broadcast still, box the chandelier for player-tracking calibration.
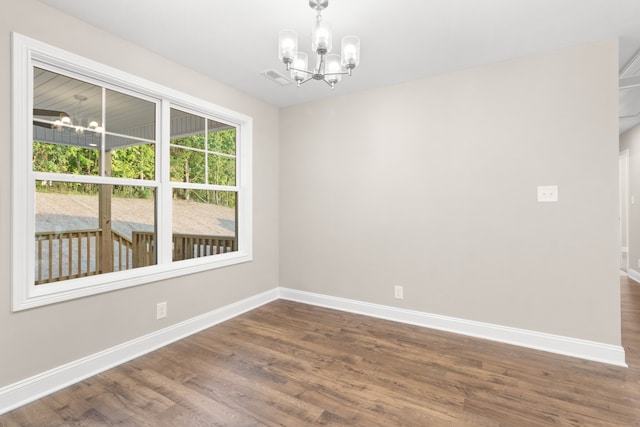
[51,94,103,135]
[278,0,360,89]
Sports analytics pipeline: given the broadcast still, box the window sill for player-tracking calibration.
[13,251,252,311]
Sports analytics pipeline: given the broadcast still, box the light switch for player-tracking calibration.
[537,185,558,202]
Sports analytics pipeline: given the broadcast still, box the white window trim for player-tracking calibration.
[11,33,253,311]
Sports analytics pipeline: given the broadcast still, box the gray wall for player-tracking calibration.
[280,39,622,344]
[0,0,279,387]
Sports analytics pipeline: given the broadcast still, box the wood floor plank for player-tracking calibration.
[119,364,258,426]
[43,388,112,426]
[150,404,213,427]
[1,278,640,426]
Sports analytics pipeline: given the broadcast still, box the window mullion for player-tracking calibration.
[157,100,173,264]
[205,119,209,185]
[32,172,159,187]
[100,87,106,177]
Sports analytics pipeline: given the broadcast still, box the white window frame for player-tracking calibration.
[11,33,253,311]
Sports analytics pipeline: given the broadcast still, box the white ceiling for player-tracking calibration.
[38,0,640,131]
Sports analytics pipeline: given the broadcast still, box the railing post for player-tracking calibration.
[99,151,113,273]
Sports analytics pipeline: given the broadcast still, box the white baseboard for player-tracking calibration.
[0,288,279,416]
[0,285,629,416]
[278,287,627,368]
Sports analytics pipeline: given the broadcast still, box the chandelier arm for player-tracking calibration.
[289,66,315,75]
[297,76,315,87]
[322,78,336,89]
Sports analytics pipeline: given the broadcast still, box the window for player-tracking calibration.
[169,109,239,260]
[33,68,159,283]
[12,33,253,310]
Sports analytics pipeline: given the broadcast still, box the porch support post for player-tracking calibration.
[99,151,113,273]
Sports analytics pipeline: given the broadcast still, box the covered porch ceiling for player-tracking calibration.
[33,67,232,150]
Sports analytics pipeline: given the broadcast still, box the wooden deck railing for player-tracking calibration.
[35,229,100,285]
[112,230,133,271]
[173,232,236,260]
[35,229,236,284]
[35,229,134,285]
[132,231,236,267]
[132,231,155,268]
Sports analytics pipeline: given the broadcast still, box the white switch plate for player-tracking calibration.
[537,185,558,202]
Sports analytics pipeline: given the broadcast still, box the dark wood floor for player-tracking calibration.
[2,278,640,426]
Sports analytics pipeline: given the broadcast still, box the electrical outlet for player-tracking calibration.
[537,185,558,202]
[394,285,403,300]
[156,302,167,319]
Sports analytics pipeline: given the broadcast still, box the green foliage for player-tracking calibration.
[33,128,237,206]
[111,144,155,181]
[208,129,236,155]
[33,142,99,176]
[170,145,206,184]
[171,129,237,206]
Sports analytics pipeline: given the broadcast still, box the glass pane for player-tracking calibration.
[110,142,156,180]
[170,146,206,184]
[33,68,159,180]
[207,154,236,186]
[172,189,237,261]
[171,108,205,149]
[33,68,102,133]
[33,68,103,176]
[35,182,157,284]
[207,121,236,155]
[33,141,100,175]
[106,89,156,141]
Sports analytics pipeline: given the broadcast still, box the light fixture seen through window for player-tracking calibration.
[49,94,104,135]
[278,0,360,89]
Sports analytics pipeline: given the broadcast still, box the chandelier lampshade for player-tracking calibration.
[291,52,309,82]
[278,29,298,64]
[341,35,360,69]
[325,54,342,85]
[312,19,332,54]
